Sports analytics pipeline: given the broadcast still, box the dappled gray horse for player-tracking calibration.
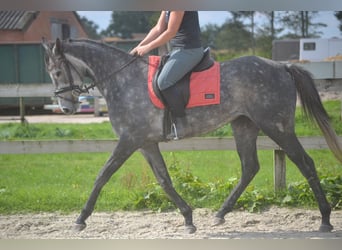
[43,38,342,233]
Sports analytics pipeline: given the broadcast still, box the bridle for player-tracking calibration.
[49,50,138,104]
[51,53,96,104]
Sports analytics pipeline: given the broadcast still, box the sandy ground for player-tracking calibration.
[0,207,341,239]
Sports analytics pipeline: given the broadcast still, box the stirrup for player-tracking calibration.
[172,122,179,140]
[167,122,179,140]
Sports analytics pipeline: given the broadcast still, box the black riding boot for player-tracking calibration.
[161,86,189,140]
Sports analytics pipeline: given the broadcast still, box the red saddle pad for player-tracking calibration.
[147,55,220,109]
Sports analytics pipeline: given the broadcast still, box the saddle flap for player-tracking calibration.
[148,56,165,109]
[147,56,220,110]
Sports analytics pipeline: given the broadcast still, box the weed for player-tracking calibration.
[132,159,342,212]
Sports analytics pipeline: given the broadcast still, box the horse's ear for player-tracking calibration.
[85,67,97,83]
[41,37,50,52]
[53,38,63,56]
[41,37,53,65]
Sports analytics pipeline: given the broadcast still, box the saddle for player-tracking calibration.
[149,47,220,117]
[147,48,220,140]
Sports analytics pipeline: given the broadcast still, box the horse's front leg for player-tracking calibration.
[74,136,139,231]
[140,143,196,234]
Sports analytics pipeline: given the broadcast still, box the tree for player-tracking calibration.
[260,11,284,41]
[77,15,101,39]
[254,12,285,58]
[201,24,220,49]
[201,12,254,53]
[216,20,251,51]
[102,11,157,38]
[279,11,327,38]
[228,11,258,54]
[335,11,342,33]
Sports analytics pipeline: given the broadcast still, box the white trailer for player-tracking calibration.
[300,38,342,61]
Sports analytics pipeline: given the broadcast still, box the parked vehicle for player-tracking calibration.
[44,96,108,115]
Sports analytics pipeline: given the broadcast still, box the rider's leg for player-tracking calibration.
[160,86,188,140]
[157,47,203,91]
[158,48,203,140]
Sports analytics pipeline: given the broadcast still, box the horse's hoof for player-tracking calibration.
[185,225,197,234]
[74,222,87,232]
[212,216,225,226]
[319,224,333,232]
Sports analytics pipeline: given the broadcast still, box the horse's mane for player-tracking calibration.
[60,38,151,69]
[62,38,132,58]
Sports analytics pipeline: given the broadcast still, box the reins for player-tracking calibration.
[95,56,138,84]
[53,50,139,102]
[49,38,156,100]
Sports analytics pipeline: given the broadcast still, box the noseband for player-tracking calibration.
[53,54,96,103]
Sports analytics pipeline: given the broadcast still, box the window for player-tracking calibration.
[61,24,70,39]
[303,42,316,51]
[50,18,77,40]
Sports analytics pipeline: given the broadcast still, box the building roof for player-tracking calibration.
[0,11,38,30]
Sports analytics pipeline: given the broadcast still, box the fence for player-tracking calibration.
[1,83,342,191]
[0,83,101,121]
[0,83,101,97]
[1,136,340,191]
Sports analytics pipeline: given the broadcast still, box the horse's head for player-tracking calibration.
[42,38,96,114]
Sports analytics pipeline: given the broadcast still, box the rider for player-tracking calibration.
[130,11,203,140]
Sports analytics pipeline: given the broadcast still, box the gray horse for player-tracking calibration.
[42,38,342,234]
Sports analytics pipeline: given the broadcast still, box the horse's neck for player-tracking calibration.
[67,44,128,86]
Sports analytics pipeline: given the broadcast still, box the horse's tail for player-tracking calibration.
[286,64,342,163]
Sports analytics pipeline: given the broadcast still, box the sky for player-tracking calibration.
[77,11,341,39]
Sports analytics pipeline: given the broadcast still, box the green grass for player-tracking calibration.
[0,122,115,140]
[0,101,342,214]
[1,149,341,214]
[0,152,148,213]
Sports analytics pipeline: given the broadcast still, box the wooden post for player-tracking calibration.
[273,149,286,191]
[340,97,342,120]
[19,97,26,124]
[93,96,100,117]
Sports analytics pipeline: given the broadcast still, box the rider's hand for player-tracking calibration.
[129,47,138,56]
[130,45,151,56]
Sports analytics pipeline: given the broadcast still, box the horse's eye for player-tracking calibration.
[55,71,62,77]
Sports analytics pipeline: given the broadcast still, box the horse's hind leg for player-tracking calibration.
[263,130,333,232]
[214,116,260,225]
[140,143,196,233]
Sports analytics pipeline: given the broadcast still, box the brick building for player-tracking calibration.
[0,11,88,42]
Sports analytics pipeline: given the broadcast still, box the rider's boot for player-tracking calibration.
[161,86,190,140]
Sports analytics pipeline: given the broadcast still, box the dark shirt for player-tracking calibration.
[166,11,202,49]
